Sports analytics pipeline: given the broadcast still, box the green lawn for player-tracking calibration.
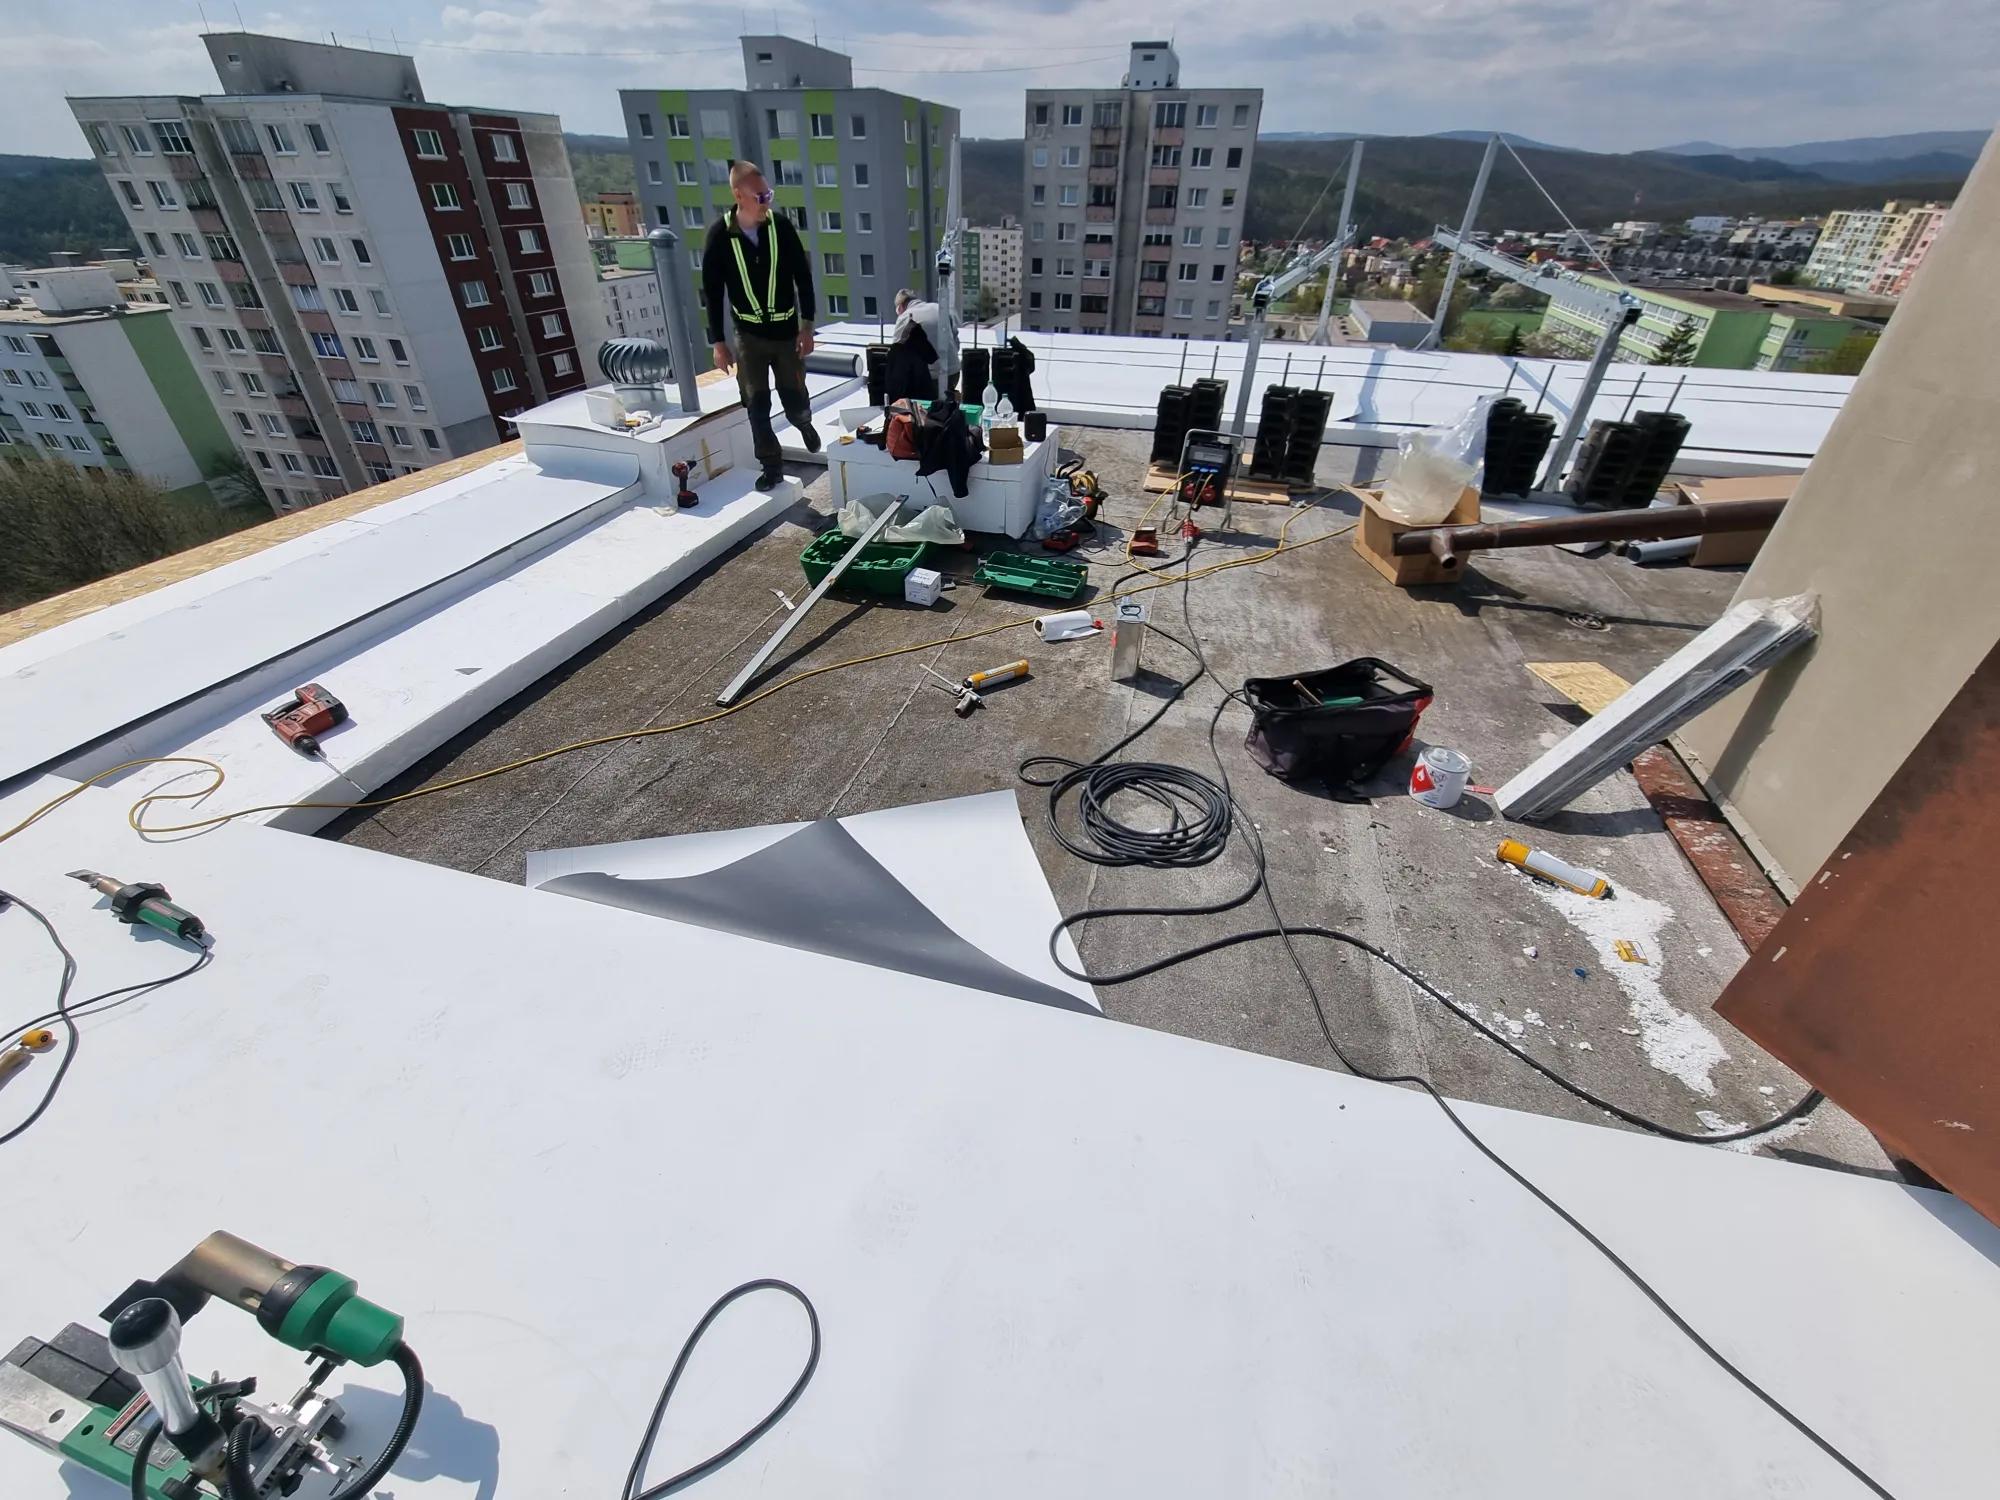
[1457,308,1544,337]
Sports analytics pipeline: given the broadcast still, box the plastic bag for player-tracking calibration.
[838,496,966,546]
[1377,396,1493,525]
[1031,476,1081,540]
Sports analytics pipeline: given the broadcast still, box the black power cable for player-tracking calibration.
[623,1280,821,1500]
[0,889,213,1147]
[1016,540,1890,1499]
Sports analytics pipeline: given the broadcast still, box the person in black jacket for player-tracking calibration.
[702,160,819,490]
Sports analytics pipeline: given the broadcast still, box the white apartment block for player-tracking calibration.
[600,267,668,342]
[1804,200,1951,295]
[1022,42,1262,338]
[70,31,608,512]
[963,222,1023,318]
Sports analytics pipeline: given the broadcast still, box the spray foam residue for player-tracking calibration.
[1525,877,1730,1096]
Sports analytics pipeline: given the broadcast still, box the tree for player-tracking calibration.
[0,455,240,610]
[1651,317,1700,366]
[1767,266,1800,286]
[1500,325,1526,357]
[972,286,999,322]
[205,448,271,512]
[1801,333,1879,376]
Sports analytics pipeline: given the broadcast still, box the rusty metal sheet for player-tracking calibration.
[1715,642,2000,1224]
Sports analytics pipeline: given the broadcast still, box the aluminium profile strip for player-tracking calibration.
[1497,594,1818,821]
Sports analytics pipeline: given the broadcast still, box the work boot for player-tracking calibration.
[755,468,784,492]
[800,422,822,454]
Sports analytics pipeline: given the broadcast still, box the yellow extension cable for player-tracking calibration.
[0,505,1354,846]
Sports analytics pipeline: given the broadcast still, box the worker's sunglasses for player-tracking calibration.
[754,188,774,206]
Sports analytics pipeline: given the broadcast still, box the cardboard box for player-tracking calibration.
[986,429,1024,466]
[1670,473,1797,566]
[1352,485,1480,587]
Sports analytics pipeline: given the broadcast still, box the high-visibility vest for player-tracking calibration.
[726,210,789,325]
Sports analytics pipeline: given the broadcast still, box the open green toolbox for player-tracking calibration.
[973,551,1088,601]
[800,530,931,596]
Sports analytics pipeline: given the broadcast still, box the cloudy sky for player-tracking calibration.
[6,0,1995,158]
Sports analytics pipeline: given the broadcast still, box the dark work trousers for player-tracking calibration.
[734,329,812,473]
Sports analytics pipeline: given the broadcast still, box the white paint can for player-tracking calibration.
[1035,608,1100,642]
[1409,746,1470,809]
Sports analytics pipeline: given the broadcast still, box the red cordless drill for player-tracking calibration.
[260,683,348,757]
[671,460,699,508]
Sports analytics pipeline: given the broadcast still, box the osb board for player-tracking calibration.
[0,442,524,650]
[1527,660,1787,951]
[1142,461,1296,503]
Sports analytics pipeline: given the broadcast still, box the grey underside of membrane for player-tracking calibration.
[539,818,1098,1015]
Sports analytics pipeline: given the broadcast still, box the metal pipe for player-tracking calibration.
[1393,496,1786,572]
[1312,140,1363,346]
[1229,314,1266,440]
[647,226,703,413]
[1416,133,1498,351]
[1538,305,1639,490]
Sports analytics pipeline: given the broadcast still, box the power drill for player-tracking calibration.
[671,460,700,508]
[259,683,347,757]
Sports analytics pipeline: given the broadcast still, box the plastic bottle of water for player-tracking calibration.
[980,381,1000,436]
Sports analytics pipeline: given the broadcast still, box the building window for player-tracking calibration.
[172,232,201,257]
[311,454,340,478]
[253,450,271,469]
[809,112,835,139]
[242,372,266,395]
[1225,147,1243,169]
[292,284,325,311]
[411,128,445,159]
[242,178,281,211]
[352,336,379,362]
[310,236,337,264]
[667,160,692,186]
[826,293,848,316]
[430,182,461,211]
[1189,147,1213,169]
[1232,104,1251,127]
[265,123,298,155]
[388,338,408,363]
[66,433,92,452]
[351,238,371,265]
[1059,186,1079,207]
[635,112,655,140]
[849,113,868,139]
[822,252,845,276]
[856,210,873,233]
[1094,103,1122,129]
[1176,263,1198,281]
[1062,104,1084,127]
[367,289,391,317]
[1155,102,1186,128]
[519,227,542,254]
[235,411,256,435]
[251,328,281,354]
[540,313,564,338]
[280,452,304,472]
[88,122,117,156]
[36,432,61,450]
[862,294,878,317]
[332,287,360,314]
[47,401,73,421]
[851,162,870,189]
[819,210,842,233]
[368,380,396,406]
[147,180,178,208]
[120,124,153,155]
[1151,145,1181,168]
[1054,292,1074,311]
[1174,297,1195,317]
[647,161,662,184]
[423,428,442,450]
[858,252,875,276]
[814,162,837,188]
[1083,258,1110,278]
[331,377,364,402]
[1182,225,1203,247]
[349,418,382,445]
[151,120,195,155]
[383,423,410,447]
[1060,146,1081,167]
[144,230,167,255]
[1032,147,1048,168]
[525,271,551,298]
[310,331,344,358]
[197,282,223,307]
[506,182,531,210]
[118,179,142,208]
[219,326,247,352]
[1031,185,1046,207]
[404,383,426,409]
[330,182,353,213]
[205,233,239,260]
[191,326,213,351]
[1195,105,1218,128]
[491,134,518,163]
[477,325,503,352]
[299,120,329,153]
[1057,258,1077,277]
[683,203,705,229]
[491,367,517,393]
[460,281,491,308]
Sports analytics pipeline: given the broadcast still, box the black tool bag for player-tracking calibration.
[1242,659,1434,796]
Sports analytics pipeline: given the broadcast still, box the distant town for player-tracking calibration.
[0,27,1969,539]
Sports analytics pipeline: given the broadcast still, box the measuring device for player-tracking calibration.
[0,1231,421,1500]
[1175,428,1240,534]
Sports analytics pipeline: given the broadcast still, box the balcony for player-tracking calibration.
[1085,204,1117,223]
[277,262,319,287]
[1087,166,1119,186]
[1148,167,1180,188]
[1091,127,1122,147]
[1152,127,1184,146]
[215,259,251,284]
[1141,240,1173,260]
[167,156,206,182]
[231,153,272,179]
[1144,207,1178,226]
[276,392,312,418]
[295,310,334,335]
[238,308,271,332]
[191,206,228,234]
[1133,315,1165,334]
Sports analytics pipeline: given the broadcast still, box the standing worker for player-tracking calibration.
[704,160,820,491]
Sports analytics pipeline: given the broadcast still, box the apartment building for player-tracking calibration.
[1804,200,1951,295]
[0,265,237,500]
[621,37,960,347]
[962,220,1023,318]
[584,191,643,238]
[1543,275,1871,371]
[70,32,609,512]
[600,252,668,344]
[1021,42,1261,338]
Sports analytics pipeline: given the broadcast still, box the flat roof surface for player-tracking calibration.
[327,426,1890,1175]
[1352,298,1432,322]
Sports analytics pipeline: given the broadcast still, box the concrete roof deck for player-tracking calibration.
[325,426,1890,1176]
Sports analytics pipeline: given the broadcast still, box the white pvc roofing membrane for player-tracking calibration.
[813,322,1855,468]
[2,777,1996,1498]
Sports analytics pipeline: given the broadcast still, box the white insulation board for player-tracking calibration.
[1,780,1995,1499]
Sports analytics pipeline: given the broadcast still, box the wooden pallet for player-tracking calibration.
[1142,461,1299,504]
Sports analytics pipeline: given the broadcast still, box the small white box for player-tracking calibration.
[904,567,943,607]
